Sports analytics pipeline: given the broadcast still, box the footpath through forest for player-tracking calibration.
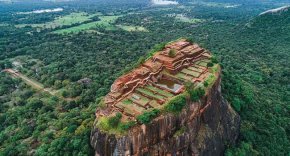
[2,68,75,101]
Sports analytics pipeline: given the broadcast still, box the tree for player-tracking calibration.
[62,90,69,98]
[108,112,122,128]
[27,98,43,110]
[164,94,187,113]
[137,109,160,124]
[185,82,205,102]
[169,49,176,58]
[232,97,241,112]
[75,125,86,135]
[207,62,214,67]
[211,56,218,64]
[226,141,259,156]
[54,80,62,89]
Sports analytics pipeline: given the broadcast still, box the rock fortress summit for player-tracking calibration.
[90,39,240,156]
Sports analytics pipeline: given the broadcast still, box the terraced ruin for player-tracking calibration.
[90,39,240,156]
[96,39,218,123]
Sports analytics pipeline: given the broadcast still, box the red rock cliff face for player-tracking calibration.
[90,76,240,156]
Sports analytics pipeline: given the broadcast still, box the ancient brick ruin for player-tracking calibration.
[97,39,213,121]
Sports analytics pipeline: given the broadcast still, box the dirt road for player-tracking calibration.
[3,68,54,95]
[3,68,79,101]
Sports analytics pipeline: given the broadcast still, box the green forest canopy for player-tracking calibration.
[0,1,289,155]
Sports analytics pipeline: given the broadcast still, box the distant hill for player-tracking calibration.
[224,6,290,156]
[249,6,290,30]
[178,0,290,5]
[259,5,290,15]
[200,0,290,3]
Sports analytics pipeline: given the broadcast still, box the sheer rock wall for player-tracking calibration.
[90,76,240,156]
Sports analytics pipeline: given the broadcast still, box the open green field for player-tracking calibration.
[189,1,240,8]
[175,14,205,24]
[53,15,120,34]
[0,23,8,27]
[16,12,100,29]
[116,25,149,32]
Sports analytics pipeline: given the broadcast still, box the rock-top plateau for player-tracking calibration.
[90,39,240,156]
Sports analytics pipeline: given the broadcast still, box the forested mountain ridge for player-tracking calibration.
[221,9,290,155]
[252,6,290,28]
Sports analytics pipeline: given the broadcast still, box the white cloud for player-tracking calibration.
[17,8,64,15]
[152,0,179,5]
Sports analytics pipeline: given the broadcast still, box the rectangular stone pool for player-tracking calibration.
[156,78,183,94]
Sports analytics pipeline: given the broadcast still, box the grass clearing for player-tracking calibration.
[136,88,165,101]
[53,15,120,34]
[0,23,8,27]
[189,1,240,8]
[122,99,133,105]
[145,85,174,98]
[16,12,100,29]
[175,14,205,24]
[181,69,200,77]
[148,100,160,108]
[131,104,145,113]
[116,101,144,115]
[201,59,211,63]
[176,73,193,81]
[116,25,149,32]
[129,93,149,107]
[198,62,208,67]
[188,66,203,73]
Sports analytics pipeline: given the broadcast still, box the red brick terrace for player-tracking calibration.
[97,39,213,120]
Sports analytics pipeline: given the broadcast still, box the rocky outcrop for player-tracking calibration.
[90,75,240,156]
[259,5,290,16]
